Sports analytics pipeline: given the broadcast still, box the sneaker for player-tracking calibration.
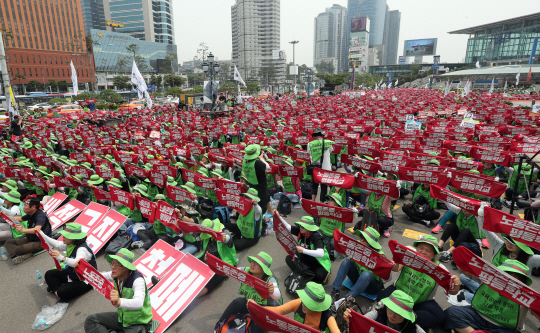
[439,251,452,263]
[383,230,390,238]
[481,238,489,249]
[12,253,31,264]
[330,289,340,312]
[131,241,144,249]
[423,220,431,227]
[431,225,443,234]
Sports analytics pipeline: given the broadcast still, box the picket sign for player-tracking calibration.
[43,192,68,216]
[133,240,186,288]
[49,199,87,230]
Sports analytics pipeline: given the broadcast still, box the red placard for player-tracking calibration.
[389,240,453,292]
[43,192,68,216]
[70,165,93,180]
[133,240,186,288]
[216,191,253,216]
[93,187,111,201]
[86,209,127,253]
[113,150,139,164]
[54,176,87,189]
[449,169,507,198]
[194,174,218,190]
[334,229,394,280]
[165,184,196,203]
[301,198,354,224]
[176,220,225,242]
[96,167,120,180]
[49,199,87,230]
[135,195,156,222]
[149,170,167,188]
[207,254,270,299]
[349,309,399,333]
[125,164,149,179]
[340,154,380,174]
[110,186,135,210]
[470,147,511,167]
[217,179,247,194]
[155,200,177,228]
[355,173,400,198]
[152,164,177,178]
[397,166,451,187]
[75,259,115,302]
[37,231,62,270]
[149,254,214,333]
[430,185,482,215]
[483,207,540,251]
[312,168,355,190]
[273,212,298,258]
[247,301,320,333]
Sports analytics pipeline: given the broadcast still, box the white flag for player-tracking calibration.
[233,65,246,87]
[489,78,494,95]
[237,85,243,104]
[131,60,147,98]
[144,90,152,109]
[70,60,78,95]
[395,79,398,87]
[476,61,480,68]
[444,80,450,96]
[516,66,521,86]
[504,78,508,91]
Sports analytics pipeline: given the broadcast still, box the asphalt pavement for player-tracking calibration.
[1,194,540,333]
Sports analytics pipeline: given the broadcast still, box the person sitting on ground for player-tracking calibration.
[84,249,153,333]
[4,197,51,264]
[343,290,426,333]
[0,191,24,242]
[357,180,398,238]
[318,193,348,260]
[40,223,96,302]
[223,188,263,251]
[402,183,440,227]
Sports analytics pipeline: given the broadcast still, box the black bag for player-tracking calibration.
[335,296,362,331]
[215,314,253,333]
[355,209,378,232]
[301,181,312,199]
[105,231,133,255]
[412,195,430,215]
[284,259,315,294]
[277,195,292,216]
[199,198,215,220]
[456,243,482,258]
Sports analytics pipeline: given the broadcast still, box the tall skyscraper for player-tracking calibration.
[382,9,401,65]
[347,0,387,47]
[105,0,175,44]
[313,4,348,73]
[80,0,107,35]
[231,0,285,80]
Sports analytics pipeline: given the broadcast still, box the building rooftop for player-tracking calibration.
[448,12,540,34]
[439,64,540,80]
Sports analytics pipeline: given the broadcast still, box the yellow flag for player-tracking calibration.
[8,86,16,108]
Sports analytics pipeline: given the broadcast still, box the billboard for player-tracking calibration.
[351,17,368,32]
[404,38,437,57]
[350,31,369,47]
[272,50,285,60]
[398,56,406,63]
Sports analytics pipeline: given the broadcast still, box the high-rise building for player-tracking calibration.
[231,0,285,81]
[347,0,387,47]
[382,9,401,65]
[0,0,95,92]
[105,0,175,44]
[80,0,107,35]
[313,4,348,73]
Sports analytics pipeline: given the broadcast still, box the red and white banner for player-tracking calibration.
[471,147,511,167]
[397,167,451,187]
[207,254,270,299]
[247,301,320,333]
[70,165,93,180]
[113,150,139,164]
[277,165,304,178]
[453,246,540,316]
[349,309,399,333]
[155,201,177,228]
[301,198,354,224]
[73,202,110,236]
[273,211,298,258]
[93,187,111,201]
[75,259,115,302]
[334,229,394,280]
[96,167,120,180]
[355,173,400,198]
[449,169,507,198]
[176,220,225,242]
[430,185,482,215]
[153,164,177,178]
[135,195,156,222]
[110,186,135,210]
[194,174,218,190]
[43,192,68,216]
[149,170,167,188]
[133,240,185,288]
[483,207,540,251]
[313,168,355,190]
[165,184,196,203]
[217,179,247,195]
[389,240,454,292]
[86,209,127,253]
[340,154,380,174]
[49,199,86,230]
[125,164,149,179]
[37,231,62,270]
[216,192,253,216]
[54,176,87,190]
[149,254,214,333]
[181,168,198,183]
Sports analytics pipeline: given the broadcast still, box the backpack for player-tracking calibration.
[355,209,378,232]
[105,231,133,255]
[214,206,231,225]
[283,258,315,294]
[277,195,292,216]
[215,314,253,333]
[300,181,312,199]
[200,198,215,220]
[335,296,362,332]
[412,195,430,214]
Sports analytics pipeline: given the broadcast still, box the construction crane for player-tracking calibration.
[106,20,124,32]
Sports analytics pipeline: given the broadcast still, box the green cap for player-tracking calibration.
[325,193,343,207]
[356,226,382,250]
[87,174,104,185]
[499,259,532,286]
[106,178,122,188]
[244,188,260,202]
[1,179,17,192]
[294,216,319,232]
[167,176,177,186]
[58,223,87,240]
[106,248,137,271]
[501,234,534,255]
[244,144,261,160]
[133,184,148,197]
[381,290,416,322]
[297,282,331,312]
[200,218,224,240]
[247,251,274,277]
[181,182,196,194]
[3,191,21,204]
[413,234,440,254]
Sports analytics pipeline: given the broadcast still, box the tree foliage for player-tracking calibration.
[314,61,335,75]
[26,80,43,92]
[76,92,100,101]
[48,98,69,105]
[165,74,185,87]
[166,87,182,97]
[150,75,162,87]
[354,73,385,88]
[112,76,130,90]
[47,79,58,91]
[218,82,238,95]
[57,80,69,91]
[316,73,348,86]
[98,89,124,103]
[188,74,204,86]
[246,82,260,95]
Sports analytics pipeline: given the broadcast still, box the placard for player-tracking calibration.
[133,240,185,288]
[49,200,87,230]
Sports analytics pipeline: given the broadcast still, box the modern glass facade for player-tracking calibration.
[347,0,387,47]
[314,4,348,72]
[382,9,400,65]
[153,0,175,44]
[80,0,107,35]
[91,29,177,73]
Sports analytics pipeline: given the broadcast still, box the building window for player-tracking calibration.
[16,68,19,75]
[46,69,49,76]
[39,55,41,64]
[12,55,16,63]
[35,68,38,76]
[50,56,52,64]
[23,68,26,76]
[62,69,65,76]
[21,55,23,63]
[55,57,57,64]
[57,69,59,76]
[33,55,35,63]
[27,55,29,63]
[60,57,63,65]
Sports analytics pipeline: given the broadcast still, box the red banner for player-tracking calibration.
[54,176,87,189]
[93,187,111,201]
[181,168,198,183]
[247,301,320,333]
[355,173,400,198]
[273,211,298,258]
[430,185,481,215]
[217,179,247,195]
[349,309,399,333]
[300,198,354,224]
[43,192,68,216]
[216,191,253,216]
[471,147,511,167]
[125,164,149,179]
[113,150,139,164]
[96,167,120,180]
[49,199,87,230]
[208,152,233,167]
[483,207,540,251]
[135,195,156,222]
[153,164,177,178]
[453,246,540,316]
[207,254,270,299]
[176,220,224,242]
[110,186,135,210]
[194,174,218,190]
[397,167,451,187]
[155,201,177,230]
[133,240,185,288]
[149,170,167,188]
[165,184,196,203]
[449,169,507,198]
[340,154,380,174]
[28,176,48,191]
[312,167,355,190]
[70,166,93,180]
[75,259,115,302]
[37,231,62,270]
[334,229,394,280]
[389,240,453,292]
[277,165,305,178]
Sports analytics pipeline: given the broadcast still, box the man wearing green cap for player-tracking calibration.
[308,128,334,202]
[260,282,339,332]
[318,192,347,259]
[223,188,263,251]
[39,223,97,302]
[84,248,153,333]
[241,144,271,216]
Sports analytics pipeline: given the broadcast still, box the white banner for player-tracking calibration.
[233,65,246,87]
[131,60,147,99]
[70,60,78,95]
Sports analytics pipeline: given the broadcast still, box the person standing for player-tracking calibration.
[9,115,22,141]
[241,144,271,215]
[307,128,334,202]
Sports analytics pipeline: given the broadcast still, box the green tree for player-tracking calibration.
[316,73,348,86]
[98,89,124,103]
[162,53,178,74]
[314,61,335,75]
[57,80,69,91]
[165,74,185,87]
[410,63,421,75]
[258,64,276,83]
[218,82,237,96]
[354,73,385,88]
[246,82,260,95]
[26,80,42,92]
[14,74,25,86]
[47,79,58,92]
[76,92,99,101]
[150,75,162,87]
[112,75,130,90]
[125,44,148,72]
[186,86,204,94]
[116,56,130,73]
[153,92,163,98]
[166,87,182,97]
[49,98,69,105]
[188,74,204,86]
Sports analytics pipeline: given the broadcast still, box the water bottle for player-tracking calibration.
[270,198,278,210]
[36,270,44,286]
[0,247,7,261]
[265,215,274,235]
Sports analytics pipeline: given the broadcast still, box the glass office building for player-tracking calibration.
[450,13,540,65]
[347,0,387,47]
[81,0,107,35]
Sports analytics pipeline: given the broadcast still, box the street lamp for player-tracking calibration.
[306,68,313,99]
[202,52,220,110]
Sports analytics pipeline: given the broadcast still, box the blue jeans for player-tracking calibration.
[460,274,480,303]
[181,243,198,255]
[437,209,457,227]
[332,259,382,297]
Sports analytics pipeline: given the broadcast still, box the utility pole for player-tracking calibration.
[0,31,13,119]
[289,40,299,88]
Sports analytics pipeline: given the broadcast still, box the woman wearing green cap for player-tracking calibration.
[0,191,25,241]
[217,251,282,333]
[445,259,537,333]
[39,223,97,302]
[223,188,263,251]
[279,213,331,284]
[378,234,461,331]
[257,282,339,332]
[84,248,153,333]
[330,226,386,305]
[241,144,272,217]
[318,192,350,259]
[343,290,425,333]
